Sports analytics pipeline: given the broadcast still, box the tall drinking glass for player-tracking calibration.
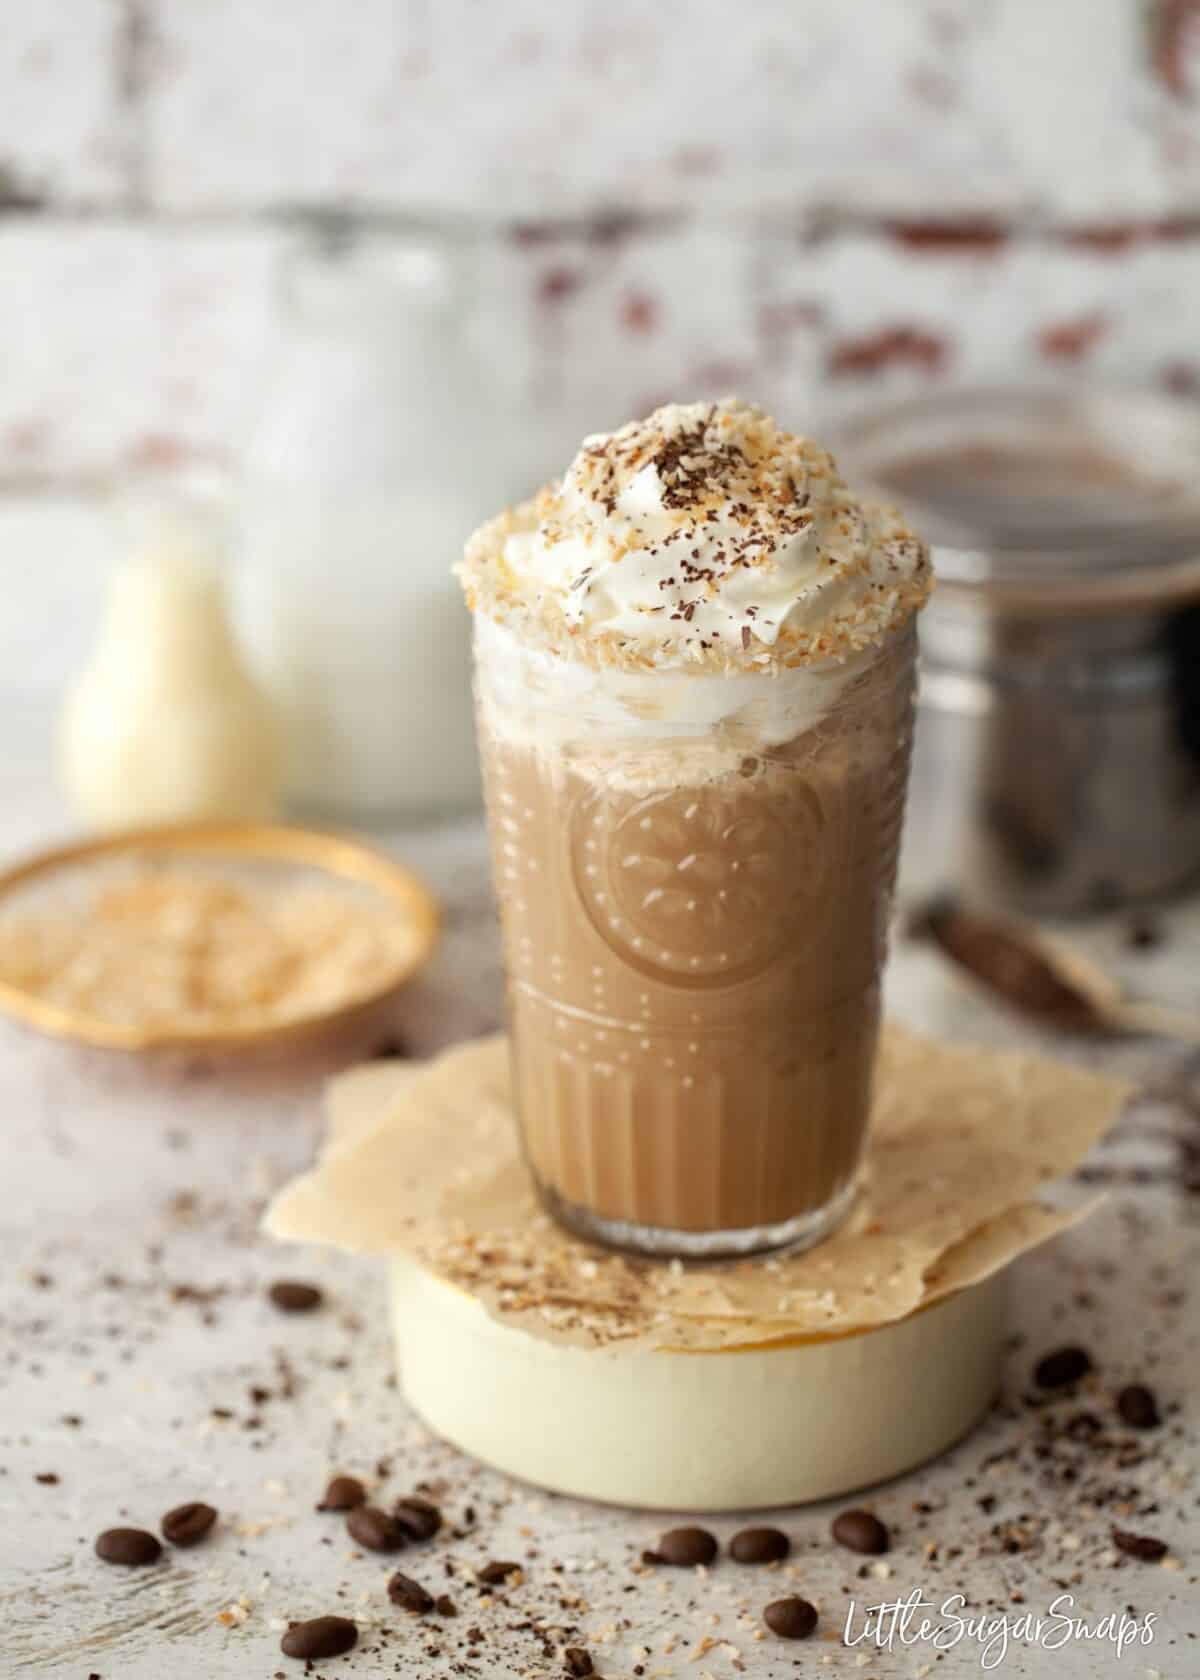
[472,612,917,1258]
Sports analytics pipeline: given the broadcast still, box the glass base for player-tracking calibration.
[537,1175,859,1261]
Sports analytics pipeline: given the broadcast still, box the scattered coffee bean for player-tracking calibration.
[268,1279,323,1314]
[477,1559,523,1586]
[95,1528,162,1567]
[280,1616,358,1660]
[161,1501,217,1548]
[730,1525,790,1564]
[393,1494,442,1540]
[832,1509,890,1555]
[35,1472,59,1485]
[346,1505,406,1552]
[1034,1346,1092,1389]
[317,1475,366,1512]
[1125,914,1162,952]
[1112,1527,1168,1562]
[563,1647,594,1677]
[655,1526,718,1567]
[1116,1384,1161,1430]
[435,1594,458,1617]
[387,1570,435,1614]
[764,1596,818,1639]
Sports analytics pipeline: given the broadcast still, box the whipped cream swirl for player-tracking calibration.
[461,399,929,670]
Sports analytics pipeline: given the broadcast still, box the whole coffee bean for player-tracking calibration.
[346,1505,406,1552]
[1116,1384,1161,1430]
[393,1494,441,1541]
[563,1647,594,1676]
[95,1527,162,1567]
[387,1570,434,1613]
[268,1279,323,1314]
[477,1559,523,1585]
[832,1509,890,1555]
[1125,914,1162,952]
[730,1526,790,1564]
[1034,1346,1092,1389]
[317,1475,365,1512]
[1112,1527,1168,1562]
[280,1616,358,1660]
[655,1526,718,1567]
[369,1034,409,1060]
[764,1596,818,1639]
[161,1501,217,1548]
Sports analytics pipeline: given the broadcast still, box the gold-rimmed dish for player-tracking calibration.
[0,823,440,1054]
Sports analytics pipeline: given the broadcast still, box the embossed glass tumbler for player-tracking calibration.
[473,613,918,1258]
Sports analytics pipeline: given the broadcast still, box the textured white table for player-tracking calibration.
[1,518,1197,1677]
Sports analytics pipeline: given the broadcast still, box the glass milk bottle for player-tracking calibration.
[235,226,505,821]
[62,475,281,832]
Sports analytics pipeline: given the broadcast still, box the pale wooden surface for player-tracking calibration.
[1,534,1198,1675]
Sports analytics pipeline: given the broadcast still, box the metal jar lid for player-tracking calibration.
[838,384,1200,612]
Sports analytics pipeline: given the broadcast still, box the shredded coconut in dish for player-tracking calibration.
[0,871,423,1032]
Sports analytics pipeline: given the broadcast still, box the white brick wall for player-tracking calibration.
[103,0,1200,218]
[1,0,1198,482]
[143,0,995,216]
[0,2,130,207]
[0,220,284,480]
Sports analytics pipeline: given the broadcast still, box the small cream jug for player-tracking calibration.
[61,537,280,832]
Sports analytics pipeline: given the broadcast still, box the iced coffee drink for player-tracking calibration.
[459,401,930,1256]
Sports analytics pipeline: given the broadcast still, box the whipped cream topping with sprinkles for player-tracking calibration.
[459,399,931,672]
